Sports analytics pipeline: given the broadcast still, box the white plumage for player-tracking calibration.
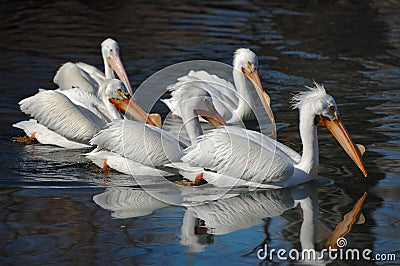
[85,88,225,175]
[163,48,273,124]
[179,83,367,188]
[19,89,105,142]
[13,119,91,149]
[54,38,133,95]
[13,79,130,149]
[90,120,183,166]
[182,126,295,184]
[54,62,105,94]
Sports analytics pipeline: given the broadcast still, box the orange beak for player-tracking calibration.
[194,99,227,128]
[317,115,367,177]
[106,52,161,127]
[109,93,162,128]
[106,50,134,96]
[241,65,274,124]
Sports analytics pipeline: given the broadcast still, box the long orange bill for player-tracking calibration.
[317,115,367,177]
[106,57,161,128]
[109,97,162,128]
[194,99,227,128]
[241,66,275,124]
[106,50,134,96]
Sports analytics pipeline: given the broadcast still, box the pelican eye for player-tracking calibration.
[117,88,129,99]
[328,105,339,119]
[247,62,253,72]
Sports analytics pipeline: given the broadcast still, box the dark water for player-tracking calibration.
[1,1,399,265]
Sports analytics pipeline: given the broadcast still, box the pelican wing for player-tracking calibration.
[85,149,175,176]
[57,88,111,121]
[19,90,106,143]
[233,127,301,163]
[53,62,103,93]
[13,119,91,149]
[182,126,294,184]
[75,62,106,86]
[90,120,184,167]
[163,70,241,121]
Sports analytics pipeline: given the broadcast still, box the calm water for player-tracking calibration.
[1,1,399,265]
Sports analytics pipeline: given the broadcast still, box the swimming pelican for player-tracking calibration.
[85,87,226,176]
[53,38,160,127]
[54,38,132,95]
[13,79,147,149]
[179,83,367,188]
[162,48,274,124]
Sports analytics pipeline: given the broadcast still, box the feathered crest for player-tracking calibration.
[234,48,252,56]
[233,48,257,64]
[291,81,327,110]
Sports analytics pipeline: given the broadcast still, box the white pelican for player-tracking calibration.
[13,79,147,149]
[162,48,274,124]
[179,83,367,188]
[54,38,132,95]
[53,38,160,127]
[85,87,226,176]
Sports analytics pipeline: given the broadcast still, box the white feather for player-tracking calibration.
[163,70,250,123]
[182,126,294,184]
[19,89,106,143]
[57,88,111,121]
[85,149,174,176]
[162,48,261,124]
[90,120,184,167]
[13,119,91,149]
[53,62,103,93]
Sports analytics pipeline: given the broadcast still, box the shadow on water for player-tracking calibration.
[0,0,399,264]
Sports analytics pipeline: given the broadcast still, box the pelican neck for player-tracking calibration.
[296,105,319,178]
[232,67,254,118]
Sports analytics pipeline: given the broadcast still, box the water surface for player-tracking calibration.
[1,1,399,265]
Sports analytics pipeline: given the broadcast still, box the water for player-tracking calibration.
[1,1,399,265]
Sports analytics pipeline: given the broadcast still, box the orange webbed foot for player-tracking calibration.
[12,132,38,144]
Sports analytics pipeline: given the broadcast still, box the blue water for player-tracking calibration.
[1,1,399,265]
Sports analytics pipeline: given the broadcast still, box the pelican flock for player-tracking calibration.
[14,79,133,149]
[163,48,274,124]
[85,86,226,176]
[14,38,368,190]
[14,38,160,149]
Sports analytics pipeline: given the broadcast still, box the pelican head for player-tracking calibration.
[101,38,134,96]
[177,86,226,143]
[188,88,226,128]
[234,48,274,123]
[292,82,367,177]
[233,48,258,72]
[100,79,129,100]
[97,79,130,120]
[104,79,161,127]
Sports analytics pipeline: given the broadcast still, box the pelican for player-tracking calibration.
[53,38,160,127]
[54,38,132,95]
[162,48,274,124]
[13,79,148,149]
[85,87,226,176]
[179,83,367,188]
